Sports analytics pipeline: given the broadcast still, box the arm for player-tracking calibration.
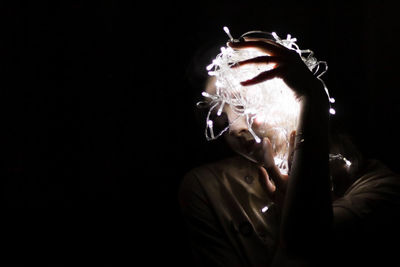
[280,84,332,258]
[229,39,333,260]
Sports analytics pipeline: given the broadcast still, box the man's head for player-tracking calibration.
[197,29,331,173]
[201,75,299,173]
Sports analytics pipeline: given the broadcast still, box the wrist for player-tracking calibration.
[299,81,330,111]
[297,83,330,137]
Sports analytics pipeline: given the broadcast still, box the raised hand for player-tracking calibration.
[229,38,324,100]
[258,131,295,208]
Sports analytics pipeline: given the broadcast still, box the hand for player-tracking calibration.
[228,38,323,99]
[258,131,296,208]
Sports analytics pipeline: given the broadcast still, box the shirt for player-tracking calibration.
[179,156,280,266]
[331,160,400,266]
[179,156,400,266]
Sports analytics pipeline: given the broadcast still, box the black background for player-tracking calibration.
[2,0,400,264]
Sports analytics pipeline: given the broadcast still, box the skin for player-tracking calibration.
[204,76,295,171]
[228,38,332,261]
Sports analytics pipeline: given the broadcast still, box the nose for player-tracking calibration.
[228,117,251,139]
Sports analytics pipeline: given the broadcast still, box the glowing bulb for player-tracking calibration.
[329,108,336,115]
[253,134,262,143]
[223,26,233,41]
[202,92,210,97]
[343,157,352,167]
[217,102,224,116]
[215,80,223,87]
[261,206,269,213]
[329,153,352,168]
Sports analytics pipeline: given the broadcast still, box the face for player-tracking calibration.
[203,77,296,169]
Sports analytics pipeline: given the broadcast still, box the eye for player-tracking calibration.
[233,105,245,112]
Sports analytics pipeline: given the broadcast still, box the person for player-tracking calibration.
[179,36,400,266]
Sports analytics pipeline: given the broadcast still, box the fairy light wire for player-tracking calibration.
[199,26,339,172]
[239,30,335,107]
[203,26,335,139]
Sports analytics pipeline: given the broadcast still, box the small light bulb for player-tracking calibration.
[223,26,234,41]
[261,206,269,213]
[329,108,336,115]
[217,102,224,116]
[343,157,352,167]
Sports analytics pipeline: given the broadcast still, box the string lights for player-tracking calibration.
[200,27,337,173]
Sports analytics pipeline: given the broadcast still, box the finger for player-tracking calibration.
[231,56,282,68]
[258,166,276,198]
[228,40,282,56]
[240,66,284,86]
[261,137,275,168]
[289,130,296,149]
[265,164,287,190]
[262,137,288,190]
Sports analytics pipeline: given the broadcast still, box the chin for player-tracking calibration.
[235,150,261,165]
[224,134,263,164]
[224,134,290,174]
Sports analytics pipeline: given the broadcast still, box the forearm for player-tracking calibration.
[280,84,333,256]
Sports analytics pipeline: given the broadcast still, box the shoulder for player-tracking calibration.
[178,156,259,211]
[179,157,237,202]
[333,159,400,226]
[180,156,256,190]
[344,160,400,198]
[332,160,400,264]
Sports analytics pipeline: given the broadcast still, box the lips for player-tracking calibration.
[243,139,256,154]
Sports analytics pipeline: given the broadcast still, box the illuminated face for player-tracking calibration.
[203,76,300,173]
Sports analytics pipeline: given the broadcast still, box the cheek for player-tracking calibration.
[252,121,276,140]
[252,123,290,156]
[224,134,239,150]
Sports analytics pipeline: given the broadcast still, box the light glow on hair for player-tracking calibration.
[201,27,335,173]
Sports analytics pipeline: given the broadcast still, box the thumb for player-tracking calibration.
[262,137,275,169]
[258,166,276,199]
